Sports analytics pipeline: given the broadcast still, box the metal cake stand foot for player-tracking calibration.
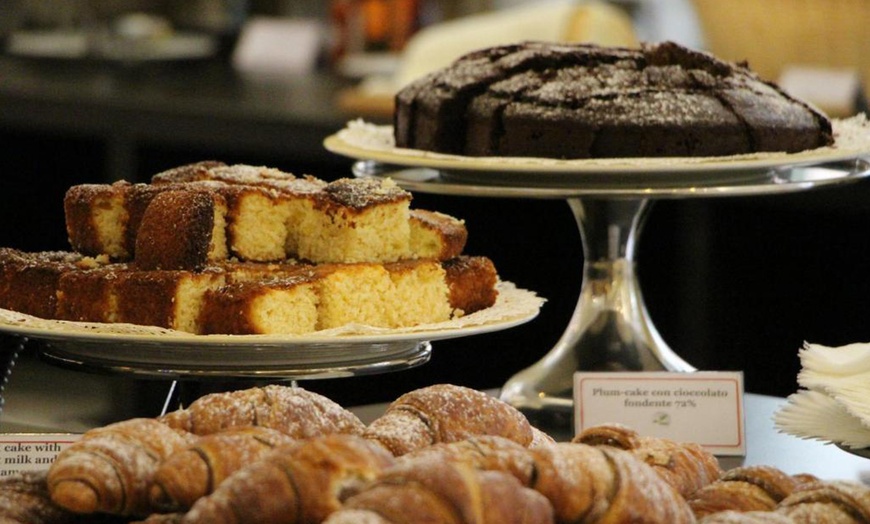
[500,197,694,433]
[0,335,25,420]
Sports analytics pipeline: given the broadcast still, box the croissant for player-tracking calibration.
[688,466,806,519]
[159,384,365,438]
[47,418,194,516]
[363,384,535,456]
[325,454,555,524]
[150,426,298,512]
[179,433,395,524]
[0,471,83,524]
[574,422,722,498]
[402,435,537,485]
[404,435,694,523]
[777,480,870,523]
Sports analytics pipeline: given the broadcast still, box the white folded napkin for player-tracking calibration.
[774,342,870,449]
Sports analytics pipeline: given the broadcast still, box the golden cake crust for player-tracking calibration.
[64,181,131,258]
[410,209,468,261]
[443,256,499,315]
[56,264,128,323]
[0,249,87,318]
[200,274,318,335]
[135,190,222,271]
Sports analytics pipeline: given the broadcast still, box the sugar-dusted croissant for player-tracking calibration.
[0,471,84,524]
[324,453,554,524]
[180,433,395,524]
[777,480,870,523]
[150,426,298,512]
[47,418,195,517]
[688,466,807,519]
[535,441,696,523]
[159,384,365,438]
[362,384,536,456]
[404,435,694,523]
[403,435,537,485]
[575,422,722,498]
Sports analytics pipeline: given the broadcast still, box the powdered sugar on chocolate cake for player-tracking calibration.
[393,41,834,159]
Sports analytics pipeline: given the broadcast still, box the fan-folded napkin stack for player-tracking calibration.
[775,342,870,449]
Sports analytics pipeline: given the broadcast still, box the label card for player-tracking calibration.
[0,434,81,477]
[574,371,745,456]
[232,17,322,75]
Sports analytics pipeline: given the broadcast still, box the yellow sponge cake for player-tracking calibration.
[113,269,226,333]
[300,178,412,264]
[3,161,503,336]
[134,190,228,271]
[200,275,319,335]
[409,209,468,261]
[0,249,100,319]
[64,181,131,259]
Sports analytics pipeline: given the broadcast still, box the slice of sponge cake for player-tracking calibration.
[200,275,319,335]
[113,269,226,333]
[64,181,131,259]
[299,178,412,264]
[0,249,99,319]
[134,190,228,271]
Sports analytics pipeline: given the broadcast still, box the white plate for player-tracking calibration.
[324,117,870,176]
[324,118,870,196]
[0,283,543,379]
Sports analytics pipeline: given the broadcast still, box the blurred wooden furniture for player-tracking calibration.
[692,0,870,115]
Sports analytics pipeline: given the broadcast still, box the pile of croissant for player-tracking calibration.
[2,383,869,524]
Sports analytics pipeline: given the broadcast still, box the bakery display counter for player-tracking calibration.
[1,353,868,483]
[326,118,870,431]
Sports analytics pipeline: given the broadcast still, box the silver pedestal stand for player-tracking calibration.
[352,156,870,433]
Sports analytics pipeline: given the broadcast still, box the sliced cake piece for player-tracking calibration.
[200,275,319,335]
[134,190,228,271]
[409,209,468,261]
[64,181,131,259]
[56,264,129,323]
[298,177,412,264]
[0,249,100,319]
[385,259,451,327]
[308,262,394,330]
[443,256,499,316]
[219,184,291,262]
[113,269,226,333]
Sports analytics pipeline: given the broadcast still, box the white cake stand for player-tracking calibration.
[325,126,870,431]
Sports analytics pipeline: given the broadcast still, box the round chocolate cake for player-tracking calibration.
[393,41,834,159]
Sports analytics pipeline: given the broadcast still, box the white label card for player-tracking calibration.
[574,371,746,456]
[0,434,81,477]
[232,17,322,75]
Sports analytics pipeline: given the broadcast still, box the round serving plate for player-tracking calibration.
[0,283,543,379]
[33,336,434,380]
[324,118,870,197]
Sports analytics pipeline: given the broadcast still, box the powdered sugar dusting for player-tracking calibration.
[160,385,364,438]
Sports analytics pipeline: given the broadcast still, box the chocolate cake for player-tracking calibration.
[394,41,834,158]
